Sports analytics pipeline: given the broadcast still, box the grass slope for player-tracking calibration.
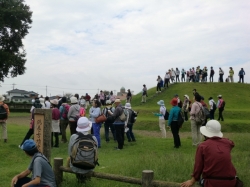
[131,82,250,132]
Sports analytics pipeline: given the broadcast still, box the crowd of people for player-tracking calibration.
[156,66,246,85]
[0,73,244,186]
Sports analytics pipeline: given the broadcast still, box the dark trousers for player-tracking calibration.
[181,74,185,82]
[170,121,181,148]
[51,132,59,147]
[104,122,116,142]
[239,75,244,83]
[190,75,195,82]
[196,73,200,82]
[210,109,215,119]
[219,74,224,82]
[218,108,224,121]
[14,177,49,187]
[184,112,188,121]
[126,124,135,141]
[210,75,214,82]
[114,125,125,149]
[20,128,34,146]
[69,121,77,135]
[100,99,105,106]
[60,119,68,142]
[164,78,169,87]
[156,83,161,91]
[176,75,180,82]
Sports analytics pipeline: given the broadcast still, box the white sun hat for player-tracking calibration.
[76,117,92,132]
[184,95,189,99]
[200,120,223,138]
[157,100,165,106]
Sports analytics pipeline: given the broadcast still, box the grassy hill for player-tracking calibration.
[130,82,250,132]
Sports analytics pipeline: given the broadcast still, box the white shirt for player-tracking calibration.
[209,99,215,110]
[159,106,166,120]
[165,74,170,79]
[45,101,51,109]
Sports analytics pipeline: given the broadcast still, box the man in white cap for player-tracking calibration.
[68,117,98,182]
[181,120,238,187]
[108,99,126,150]
[0,95,9,143]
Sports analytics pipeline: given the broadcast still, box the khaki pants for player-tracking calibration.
[159,119,166,138]
[229,76,234,83]
[191,120,202,146]
[0,121,7,139]
[141,95,146,103]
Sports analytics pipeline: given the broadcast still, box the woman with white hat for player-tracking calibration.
[153,100,167,138]
[68,117,98,182]
[181,120,238,187]
[50,99,60,147]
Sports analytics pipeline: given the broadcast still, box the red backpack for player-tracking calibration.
[62,104,70,119]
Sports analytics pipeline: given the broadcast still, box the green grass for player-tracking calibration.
[2,82,250,186]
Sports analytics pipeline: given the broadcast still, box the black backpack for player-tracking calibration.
[178,111,184,127]
[128,109,138,124]
[105,107,115,123]
[163,107,169,120]
[0,105,8,120]
[212,102,217,110]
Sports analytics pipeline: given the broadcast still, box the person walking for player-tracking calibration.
[141,84,147,103]
[217,95,225,121]
[208,97,216,120]
[156,75,162,93]
[108,99,126,150]
[168,98,181,148]
[164,72,170,88]
[238,68,245,83]
[190,94,203,146]
[126,89,132,103]
[170,68,176,83]
[124,103,136,142]
[181,120,238,187]
[19,98,42,147]
[229,67,234,82]
[89,99,102,148]
[209,67,215,82]
[154,100,167,138]
[44,96,51,109]
[85,93,91,109]
[0,95,10,143]
[195,66,201,82]
[99,90,105,106]
[68,97,81,135]
[219,67,224,82]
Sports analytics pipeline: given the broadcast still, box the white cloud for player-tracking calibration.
[1,0,250,97]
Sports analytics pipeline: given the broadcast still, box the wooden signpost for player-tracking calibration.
[34,108,52,161]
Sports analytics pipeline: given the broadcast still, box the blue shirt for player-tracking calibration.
[168,106,181,126]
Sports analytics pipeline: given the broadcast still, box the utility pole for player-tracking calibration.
[46,85,47,96]
[12,83,16,90]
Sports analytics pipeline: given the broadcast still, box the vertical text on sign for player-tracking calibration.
[34,114,44,153]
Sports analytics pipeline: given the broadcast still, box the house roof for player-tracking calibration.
[7,89,38,95]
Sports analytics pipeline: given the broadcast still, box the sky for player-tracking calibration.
[1,0,250,98]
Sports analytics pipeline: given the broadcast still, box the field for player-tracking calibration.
[1,82,250,187]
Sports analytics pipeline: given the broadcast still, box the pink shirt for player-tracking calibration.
[192,137,237,187]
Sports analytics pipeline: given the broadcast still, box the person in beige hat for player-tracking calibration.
[0,95,10,143]
[108,99,126,150]
[181,120,238,187]
[68,97,81,135]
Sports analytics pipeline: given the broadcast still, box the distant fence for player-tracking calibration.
[53,158,200,187]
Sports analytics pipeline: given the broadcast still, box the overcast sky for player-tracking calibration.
[1,0,250,98]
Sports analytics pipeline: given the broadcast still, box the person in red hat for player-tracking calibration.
[168,98,181,148]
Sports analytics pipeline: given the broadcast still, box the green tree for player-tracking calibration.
[0,0,32,82]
